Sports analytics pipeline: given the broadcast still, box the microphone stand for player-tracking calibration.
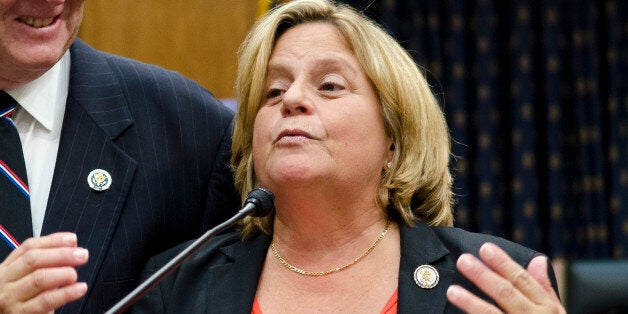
[105,205,257,314]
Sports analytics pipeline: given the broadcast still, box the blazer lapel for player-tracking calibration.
[398,222,455,313]
[198,224,456,313]
[205,234,270,314]
[42,39,136,311]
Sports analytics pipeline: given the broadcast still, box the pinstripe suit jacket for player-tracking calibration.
[132,221,558,313]
[42,39,240,313]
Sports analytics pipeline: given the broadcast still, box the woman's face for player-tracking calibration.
[252,22,392,192]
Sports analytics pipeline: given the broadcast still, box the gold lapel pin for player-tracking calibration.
[87,169,112,191]
[414,264,439,289]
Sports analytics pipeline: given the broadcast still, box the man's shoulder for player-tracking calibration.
[69,39,229,113]
[71,39,179,77]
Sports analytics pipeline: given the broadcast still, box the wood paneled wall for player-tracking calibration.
[78,1,259,99]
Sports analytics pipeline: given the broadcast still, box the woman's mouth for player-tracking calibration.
[275,129,314,143]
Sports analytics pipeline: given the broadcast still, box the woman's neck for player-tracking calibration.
[272,187,385,240]
[270,201,390,275]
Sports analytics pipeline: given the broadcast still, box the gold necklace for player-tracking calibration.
[270,220,391,276]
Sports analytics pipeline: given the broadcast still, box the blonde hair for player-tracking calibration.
[233,0,453,237]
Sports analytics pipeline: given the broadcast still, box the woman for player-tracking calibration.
[132,0,564,313]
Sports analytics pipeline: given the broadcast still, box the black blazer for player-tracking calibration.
[42,39,240,313]
[133,221,558,313]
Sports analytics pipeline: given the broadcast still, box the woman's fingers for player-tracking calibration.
[447,284,502,313]
[476,243,549,306]
[455,251,534,312]
[527,255,561,300]
[449,243,566,314]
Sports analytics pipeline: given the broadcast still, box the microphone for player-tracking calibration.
[105,188,275,314]
[241,187,275,217]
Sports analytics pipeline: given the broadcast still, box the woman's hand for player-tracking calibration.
[446,242,565,313]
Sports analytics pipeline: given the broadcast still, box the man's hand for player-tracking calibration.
[0,233,89,313]
[446,242,565,314]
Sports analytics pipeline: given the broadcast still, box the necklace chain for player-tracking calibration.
[270,220,391,276]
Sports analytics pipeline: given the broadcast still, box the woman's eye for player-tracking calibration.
[320,82,341,92]
[267,89,283,99]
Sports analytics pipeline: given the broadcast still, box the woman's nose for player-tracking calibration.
[281,82,313,116]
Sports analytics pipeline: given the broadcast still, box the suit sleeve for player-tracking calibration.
[203,118,241,228]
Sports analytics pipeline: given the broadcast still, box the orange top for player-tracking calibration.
[252,289,398,314]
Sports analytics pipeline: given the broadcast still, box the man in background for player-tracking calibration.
[0,0,239,312]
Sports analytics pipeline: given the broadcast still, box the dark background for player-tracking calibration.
[342,0,627,260]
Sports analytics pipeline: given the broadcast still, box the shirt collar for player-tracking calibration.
[5,51,71,131]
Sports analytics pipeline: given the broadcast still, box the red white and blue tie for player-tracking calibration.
[0,91,32,260]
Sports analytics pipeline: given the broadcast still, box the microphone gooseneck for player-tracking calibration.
[105,188,275,314]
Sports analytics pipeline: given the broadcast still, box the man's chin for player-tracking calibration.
[18,43,67,66]
[0,54,61,89]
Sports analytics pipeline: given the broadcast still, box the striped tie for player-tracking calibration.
[0,91,32,260]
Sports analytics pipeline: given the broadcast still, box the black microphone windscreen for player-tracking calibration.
[245,188,275,217]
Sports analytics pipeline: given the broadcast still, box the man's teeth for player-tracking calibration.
[19,17,55,28]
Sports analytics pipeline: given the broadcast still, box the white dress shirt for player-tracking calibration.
[6,52,70,237]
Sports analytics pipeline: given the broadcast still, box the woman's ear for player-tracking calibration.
[385,141,395,169]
